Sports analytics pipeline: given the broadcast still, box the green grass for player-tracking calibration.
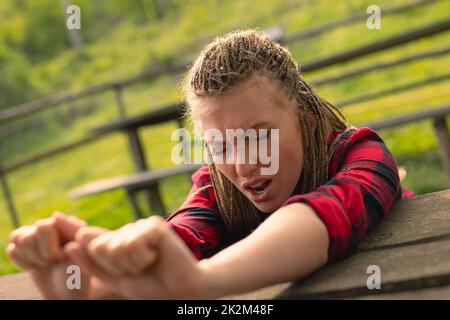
[1,0,450,274]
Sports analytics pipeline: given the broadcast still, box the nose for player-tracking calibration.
[232,139,261,177]
[235,162,259,178]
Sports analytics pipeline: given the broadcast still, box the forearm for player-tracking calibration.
[197,203,329,298]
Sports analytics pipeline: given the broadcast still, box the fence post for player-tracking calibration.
[115,85,166,216]
[114,85,127,120]
[59,0,84,53]
[433,117,450,186]
[126,128,166,215]
[0,167,20,228]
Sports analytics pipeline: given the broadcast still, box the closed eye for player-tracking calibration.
[257,129,271,141]
[208,141,229,156]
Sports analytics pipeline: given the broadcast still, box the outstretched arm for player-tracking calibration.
[197,202,329,298]
[71,203,328,299]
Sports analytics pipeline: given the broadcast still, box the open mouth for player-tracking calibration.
[250,180,271,194]
[242,178,273,202]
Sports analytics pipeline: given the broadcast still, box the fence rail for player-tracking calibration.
[301,18,450,72]
[312,45,450,86]
[281,0,438,44]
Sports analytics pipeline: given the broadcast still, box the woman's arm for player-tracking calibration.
[165,166,228,260]
[197,202,329,298]
[70,204,328,300]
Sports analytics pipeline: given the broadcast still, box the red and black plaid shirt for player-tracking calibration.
[165,127,414,263]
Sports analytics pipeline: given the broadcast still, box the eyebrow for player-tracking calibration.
[204,122,270,144]
[246,121,270,131]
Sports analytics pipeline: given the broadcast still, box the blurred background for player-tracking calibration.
[0,0,449,275]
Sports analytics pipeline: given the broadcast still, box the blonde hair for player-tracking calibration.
[182,29,349,241]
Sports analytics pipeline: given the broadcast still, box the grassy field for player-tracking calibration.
[0,0,449,275]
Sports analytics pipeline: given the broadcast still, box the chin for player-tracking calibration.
[255,200,282,215]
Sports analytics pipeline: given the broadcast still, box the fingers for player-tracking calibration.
[128,241,157,273]
[53,211,87,242]
[5,243,34,270]
[75,226,108,248]
[8,225,48,268]
[102,233,137,275]
[75,226,123,276]
[64,241,115,285]
[108,223,158,275]
[6,212,87,271]
[78,219,160,277]
[86,232,125,277]
[35,219,65,262]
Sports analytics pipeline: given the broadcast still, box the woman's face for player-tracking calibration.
[193,75,305,213]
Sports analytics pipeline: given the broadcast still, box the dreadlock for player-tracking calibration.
[182,29,350,242]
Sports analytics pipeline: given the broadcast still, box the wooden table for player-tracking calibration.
[1,189,449,300]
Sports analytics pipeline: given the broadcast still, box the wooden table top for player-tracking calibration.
[1,189,450,300]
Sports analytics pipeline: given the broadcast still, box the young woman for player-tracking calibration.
[6,29,414,299]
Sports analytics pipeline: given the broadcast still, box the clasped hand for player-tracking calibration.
[6,212,206,299]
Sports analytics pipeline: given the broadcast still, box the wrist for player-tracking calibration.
[196,258,230,299]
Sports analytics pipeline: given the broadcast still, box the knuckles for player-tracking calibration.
[107,241,129,258]
[9,217,56,245]
[8,214,168,276]
[5,243,16,257]
[88,237,108,256]
[21,232,37,247]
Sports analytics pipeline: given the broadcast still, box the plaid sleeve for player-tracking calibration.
[164,166,226,260]
[282,127,402,263]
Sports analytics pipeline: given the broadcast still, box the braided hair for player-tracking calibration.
[182,29,349,242]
